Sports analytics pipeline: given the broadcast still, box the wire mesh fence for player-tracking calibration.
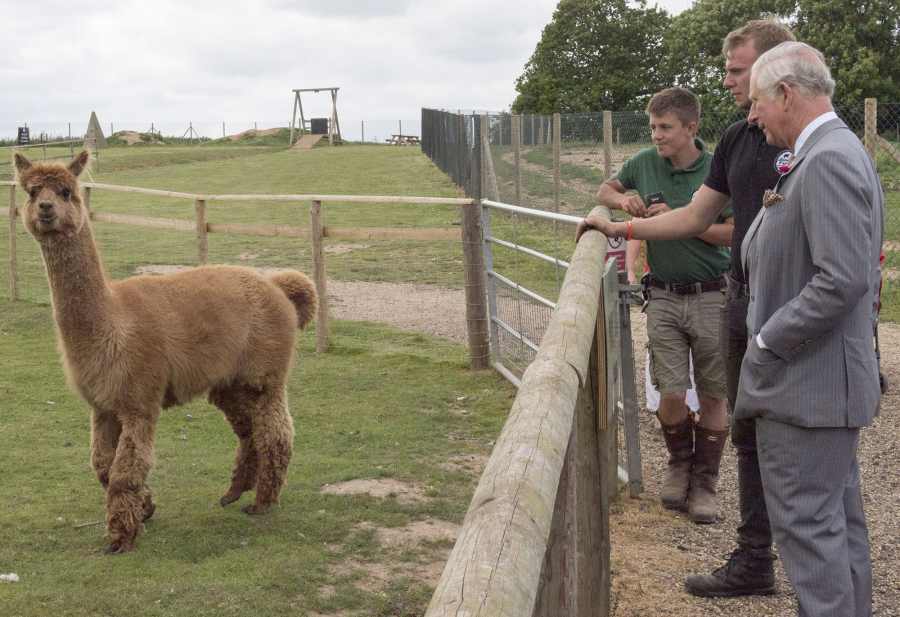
[423,99,900,377]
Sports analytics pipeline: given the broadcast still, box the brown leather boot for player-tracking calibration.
[688,425,728,523]
[659,416,694,511]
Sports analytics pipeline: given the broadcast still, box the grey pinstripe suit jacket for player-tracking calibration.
[735,118,884,428]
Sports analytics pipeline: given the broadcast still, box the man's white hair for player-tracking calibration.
[752,41,835,99]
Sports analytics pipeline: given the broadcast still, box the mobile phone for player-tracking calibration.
[646,191,665,206]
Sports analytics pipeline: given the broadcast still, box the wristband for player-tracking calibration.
[625,220,633,240]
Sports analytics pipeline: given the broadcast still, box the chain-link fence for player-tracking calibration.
[423,100,900,374]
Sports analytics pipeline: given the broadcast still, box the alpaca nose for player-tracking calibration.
[39,202,54,214]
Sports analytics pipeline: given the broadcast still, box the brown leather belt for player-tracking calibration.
[648,276,726,296]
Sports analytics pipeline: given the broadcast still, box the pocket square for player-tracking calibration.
[763,189,784,208]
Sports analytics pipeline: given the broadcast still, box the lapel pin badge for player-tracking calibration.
[763,188,785,209]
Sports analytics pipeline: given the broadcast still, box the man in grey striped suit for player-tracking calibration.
[739,42,883,616]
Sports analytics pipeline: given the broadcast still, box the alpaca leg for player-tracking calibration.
[91,410,156,524]
[90,409,121,489]
[244,386,294,515]
[105,412,158,554]
[210,385,261,507]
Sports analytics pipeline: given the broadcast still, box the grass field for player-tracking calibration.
[0,143,518,616]
[1,143,578,307]
[487,136,900,323]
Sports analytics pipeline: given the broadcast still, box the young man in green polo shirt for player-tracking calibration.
[597,87,734,523]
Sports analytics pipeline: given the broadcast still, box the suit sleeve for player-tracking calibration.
[759,148,876,360]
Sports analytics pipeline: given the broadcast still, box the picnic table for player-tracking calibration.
[386,134,420,145]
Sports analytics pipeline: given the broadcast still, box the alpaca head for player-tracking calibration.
[14,150,91,240]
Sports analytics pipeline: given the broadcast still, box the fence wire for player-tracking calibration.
[423,101,900,377]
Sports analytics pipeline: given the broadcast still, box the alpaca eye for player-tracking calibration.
[61,188,71,200]
[30,187,40,199]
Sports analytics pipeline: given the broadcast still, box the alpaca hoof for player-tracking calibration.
[104,540,134,555]
[220,492,242,507]
[241,503,271,516]
[142,500,156,522]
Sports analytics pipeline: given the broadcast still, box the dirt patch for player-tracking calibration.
[329,558,392,593]
[227,127,282,141]
[331,519,457,595]
[496,143,648,212]
[372,519,459,549]
[326,281,466,343]
[439,453,489,476]
[324,243,370,255]
[132,267,468,344]
[112,130,166,146]
[559,144,646,178]
[320,478,427,505]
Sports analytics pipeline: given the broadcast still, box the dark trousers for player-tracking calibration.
[722,279,773,553]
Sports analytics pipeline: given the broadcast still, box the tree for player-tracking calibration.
[665,0,900,109]
[515,0,900,115]
[512,0,671,113]
[662,0,788,120]
[793,0,900,103]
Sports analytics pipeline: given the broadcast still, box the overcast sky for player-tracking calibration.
[2,0,694,142]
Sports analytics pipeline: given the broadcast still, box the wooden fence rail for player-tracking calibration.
[1,179,484,364]
[426,206,616,617]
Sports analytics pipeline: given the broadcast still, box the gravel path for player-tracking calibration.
[328,281,900,617]
[132,271,898,614]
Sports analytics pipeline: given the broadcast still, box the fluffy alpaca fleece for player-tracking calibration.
[14,151,317,553]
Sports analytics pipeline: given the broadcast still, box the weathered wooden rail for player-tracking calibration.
[426,206,619,617]
[1,179,485,360]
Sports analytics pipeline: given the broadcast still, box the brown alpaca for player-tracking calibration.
[14,151,317,553]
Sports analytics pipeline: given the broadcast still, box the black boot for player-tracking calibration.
[684,547,776,597]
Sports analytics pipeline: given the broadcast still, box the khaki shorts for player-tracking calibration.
[646,287,727,399]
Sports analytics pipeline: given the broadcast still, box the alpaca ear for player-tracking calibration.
[13,152,32,177]
[68,150,90,177]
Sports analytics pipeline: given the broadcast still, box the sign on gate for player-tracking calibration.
[606,236,627,273]
[599,257,621,429]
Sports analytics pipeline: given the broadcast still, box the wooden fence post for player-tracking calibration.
[619,285,643,497]
[83,185,92,215]
[596,259,616,613]
[513,114,522,205]
[194,198,208,265]
[865,98,877,161]
[603,111,613,180]
[481,116,501,201]
[553,113,561,214]
[8,185,18,301]
[461,118,490,370]
[534,330,606,617]
[310,200,329,353]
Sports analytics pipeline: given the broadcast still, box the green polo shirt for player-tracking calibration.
[616,140,731,283]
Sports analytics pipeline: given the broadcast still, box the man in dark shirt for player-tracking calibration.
[577,19,796,597]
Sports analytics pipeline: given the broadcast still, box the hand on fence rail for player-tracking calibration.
[575,214,625,242]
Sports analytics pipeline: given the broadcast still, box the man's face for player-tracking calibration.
[649,111,697,160]
[724,42,759,110]
[747,75,789,147]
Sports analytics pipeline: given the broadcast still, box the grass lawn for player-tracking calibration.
[0,299,514,616]
[0,143,521,616]
[2,144,579,307]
